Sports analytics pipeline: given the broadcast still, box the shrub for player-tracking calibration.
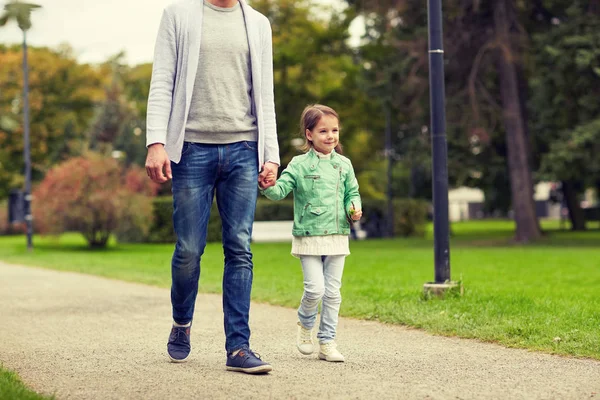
[32,153,156,248]
[361,198,429,238]
[146,195,290,243]
[147,196,176,243]
[147,196,222,243]
[0,200,7,235]
[254,198,294,221]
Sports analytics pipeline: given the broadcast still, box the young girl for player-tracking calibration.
[259,104,362,362]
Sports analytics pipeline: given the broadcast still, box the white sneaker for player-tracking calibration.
[296,322,314,355]
[318,341,345,362]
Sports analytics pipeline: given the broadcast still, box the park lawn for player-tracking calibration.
[0,365,54,400]
[0,220,599,361]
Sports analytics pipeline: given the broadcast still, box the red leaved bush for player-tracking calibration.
[32,153,156,247]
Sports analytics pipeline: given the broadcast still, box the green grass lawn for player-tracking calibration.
[0,365,54,400]
[1,219,599,361]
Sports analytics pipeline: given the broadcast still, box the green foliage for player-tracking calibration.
[146,197,295,244]
[541,119,600,182]
[531,4,600,186]
[254,198,294,221]
[361,198,429,238]
[146,196,222,244]
[146,196,175,243]
[0,44,105,199]
[251,0,377,172]
[32,153,155,248]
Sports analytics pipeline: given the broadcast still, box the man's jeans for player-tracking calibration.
[297,255,346,343]
[170,141,258,353]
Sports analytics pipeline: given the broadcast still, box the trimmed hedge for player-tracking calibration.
[254,198,294,221]
[147,196,222,243]
[360,198,429,238]
[146,195,428,243]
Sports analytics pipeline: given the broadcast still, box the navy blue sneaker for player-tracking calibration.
[226,347,272,374]
[167,324,191,362]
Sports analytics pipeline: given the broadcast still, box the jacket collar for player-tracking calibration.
[308,147,338,160]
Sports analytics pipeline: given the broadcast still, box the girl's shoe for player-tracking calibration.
[318,341,345,362]
[296,322,314,355]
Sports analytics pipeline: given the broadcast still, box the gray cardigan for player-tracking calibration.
[146,0,280,168]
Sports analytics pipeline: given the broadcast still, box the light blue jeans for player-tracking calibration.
[297,255,345,343]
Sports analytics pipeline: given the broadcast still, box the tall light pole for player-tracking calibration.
[384,102,394,237]
[424,0,458,296]
[0,1,42,251]
[22,27,33,250]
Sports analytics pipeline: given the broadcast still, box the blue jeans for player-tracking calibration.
[170,141,258,353]
[297,255,346,343]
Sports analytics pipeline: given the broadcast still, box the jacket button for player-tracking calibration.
[310,165,315,169]
[324,230,328,234]
[305,231,310,235]
[316,208,321,213]
[333,165,338,169]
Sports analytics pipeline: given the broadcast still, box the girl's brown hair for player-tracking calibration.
[299,104,343,154]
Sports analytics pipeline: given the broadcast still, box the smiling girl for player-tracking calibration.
[259,104,362,362]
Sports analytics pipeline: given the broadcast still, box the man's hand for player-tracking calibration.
[145,143,172,183]
[259,162,278,189]
[258,171,276,189]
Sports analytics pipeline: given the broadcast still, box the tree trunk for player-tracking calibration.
[562,180,586,231]
[494,0,541,242]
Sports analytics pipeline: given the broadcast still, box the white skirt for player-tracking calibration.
[291,234,350,258]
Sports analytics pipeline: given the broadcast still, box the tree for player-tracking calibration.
[0,44,104,198]
[348,0,543,241]
[531,1,600,230]
[251,0,377,172]
[492,0,541,241]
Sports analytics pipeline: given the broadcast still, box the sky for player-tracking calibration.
[0,0,362,65]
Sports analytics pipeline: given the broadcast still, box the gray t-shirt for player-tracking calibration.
[185,0,257,143]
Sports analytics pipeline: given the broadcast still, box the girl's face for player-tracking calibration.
[306,115,339,155]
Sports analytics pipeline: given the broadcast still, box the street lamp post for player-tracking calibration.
[0,1,41,251]
[424,0,458,296]
[22,28,33,250]
[384,103,394,238]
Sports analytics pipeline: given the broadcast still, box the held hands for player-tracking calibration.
[145,143,172,183]
[349,203,363,221]
[258,162,278,189]
[258,171,276,189]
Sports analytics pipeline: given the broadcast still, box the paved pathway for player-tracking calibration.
[1,262,598,399]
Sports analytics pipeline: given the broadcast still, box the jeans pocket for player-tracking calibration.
[243,141,257,151]
[181,142,193,157]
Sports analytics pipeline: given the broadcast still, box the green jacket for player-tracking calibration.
[261,149,361,236]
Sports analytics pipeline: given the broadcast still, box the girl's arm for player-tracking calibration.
[261,162,297,201]
[344,161,362,214]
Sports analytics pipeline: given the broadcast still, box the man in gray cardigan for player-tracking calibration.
[145,0,279,374]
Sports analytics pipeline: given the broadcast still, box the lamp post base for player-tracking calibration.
[423,281,463,299]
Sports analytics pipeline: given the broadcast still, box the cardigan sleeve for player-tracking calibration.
[146,8,177,147]
[259,17,280,166]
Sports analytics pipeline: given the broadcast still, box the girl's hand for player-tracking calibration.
[349,205,362,221]
[258,171,276,189]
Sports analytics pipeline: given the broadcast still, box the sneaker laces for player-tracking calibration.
[235,348,262,360]
[170,326,189,342]
[320,341,337,353]
[249,350,262,359]
[299,325,313,344]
